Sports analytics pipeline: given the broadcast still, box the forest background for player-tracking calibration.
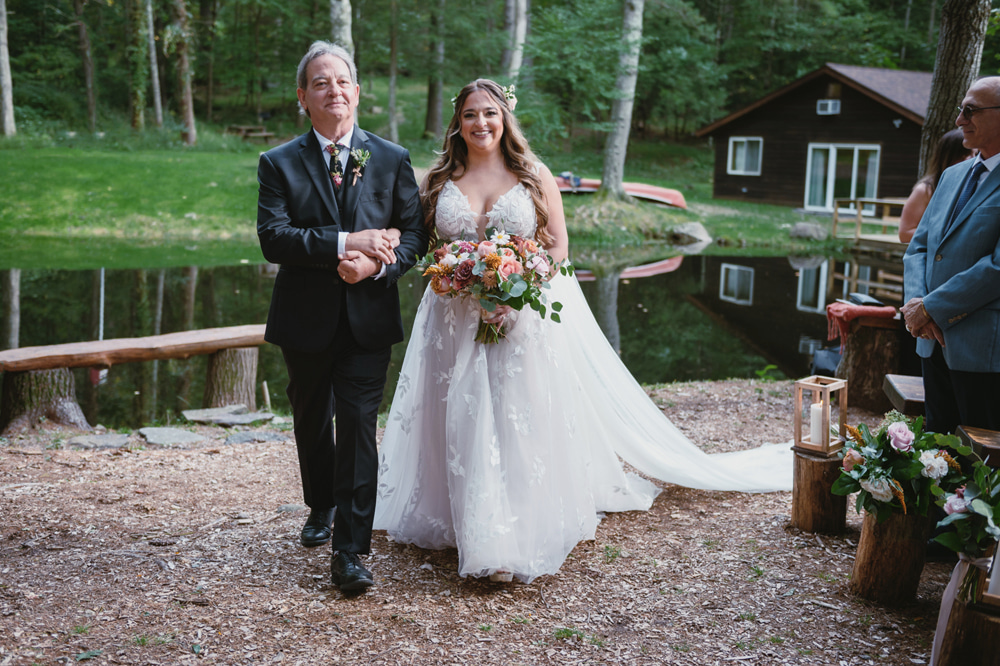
[7,0,1000,161]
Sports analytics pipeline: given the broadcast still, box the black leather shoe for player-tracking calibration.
[331,551,375,592]
[299,508,335,548]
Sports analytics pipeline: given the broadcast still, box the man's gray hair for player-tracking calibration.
[296,41,357,90]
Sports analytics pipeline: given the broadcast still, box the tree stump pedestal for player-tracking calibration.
[850,510,931,606]
[836,317,901,413]
[791,446,847,534]
[934,589,1000,665]
[0,368,91,435]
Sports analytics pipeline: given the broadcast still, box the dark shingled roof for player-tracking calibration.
[696,63,933,137]
[825,63,933,118]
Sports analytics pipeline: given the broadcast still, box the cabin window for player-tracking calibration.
[796,260,829,314]
[719,263,754,306]
[727,137,763,176]
[816,99,841,115]
[804,143,881,213]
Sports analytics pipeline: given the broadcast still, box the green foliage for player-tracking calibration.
[524,0,620,132]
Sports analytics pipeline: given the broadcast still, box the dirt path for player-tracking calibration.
[0,379,950,665]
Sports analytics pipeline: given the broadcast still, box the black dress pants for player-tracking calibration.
[921,344,1000,435]
[282,318,390,554]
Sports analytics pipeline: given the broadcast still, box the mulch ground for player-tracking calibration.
[0,379,954,665]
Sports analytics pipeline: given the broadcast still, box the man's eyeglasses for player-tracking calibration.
[957,104,1000,119]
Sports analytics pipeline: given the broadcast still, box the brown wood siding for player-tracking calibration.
[708,74,924,208]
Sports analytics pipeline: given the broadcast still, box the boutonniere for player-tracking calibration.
[350,148,371,186]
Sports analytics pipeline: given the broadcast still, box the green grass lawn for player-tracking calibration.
[0,77,847,270]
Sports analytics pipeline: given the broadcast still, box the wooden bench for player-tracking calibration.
[226,124,265,138]
[0,325,266,435]
[957,425,1000,468]
[883,373,924,416]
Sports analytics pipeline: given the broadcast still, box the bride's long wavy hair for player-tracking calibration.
[421,79,553,248]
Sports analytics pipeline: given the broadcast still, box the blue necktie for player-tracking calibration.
[946,161,987,234]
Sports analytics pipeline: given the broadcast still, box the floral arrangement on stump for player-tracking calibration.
[832,411,964,522]
[933,454,1000,603]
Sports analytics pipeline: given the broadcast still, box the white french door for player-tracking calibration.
[804,143,881,213]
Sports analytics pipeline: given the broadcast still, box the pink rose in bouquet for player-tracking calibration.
[943,486,969,515]
[497,255,524,280]
[452,259,476,290]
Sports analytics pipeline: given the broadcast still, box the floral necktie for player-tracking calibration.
[326,143,345,189]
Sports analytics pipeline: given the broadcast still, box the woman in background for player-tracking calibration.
[898,129,972,243]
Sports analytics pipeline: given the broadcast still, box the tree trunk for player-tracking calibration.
[500,0,527,80]
[791,449,846,534]
[203,348,258,410]
[0,369,91,435]
[330,0,353,56]
[202,0,217,122]
[127,0,147,130]
[147,0,163,128]
[593,272,621,354]
[0,0,15,136]
[424,0,445,140]
[72,0,97,133]
[934,564,1000,666]
[130,270,151,426]
[918,0,990,178]
[176,266,199,414]
[1,268,19,351]
[171,0,196,145]
[836,321,899,413]
[151,269,165,419]
[599,0,644,200]
[388,0,399,144]
[849,510,931,606]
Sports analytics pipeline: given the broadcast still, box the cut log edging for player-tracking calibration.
[0,325,266,435]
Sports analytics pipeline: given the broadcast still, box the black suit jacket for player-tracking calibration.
[257,128,428,353]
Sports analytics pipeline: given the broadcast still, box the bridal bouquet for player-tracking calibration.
[420,229,571,343]
[831,411,964,523]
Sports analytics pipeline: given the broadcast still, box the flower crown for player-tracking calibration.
[451,84,517,112]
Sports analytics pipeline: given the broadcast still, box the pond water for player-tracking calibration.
[1,251,905,429]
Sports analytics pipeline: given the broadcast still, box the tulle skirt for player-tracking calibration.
[374,272,791,583]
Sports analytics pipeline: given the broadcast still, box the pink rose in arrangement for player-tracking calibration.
[842,449,864,472]
[887,421,915,452]
[526,254,550,277]
[497,256,524,280]
[456,241,476,254]
[476,241,497,258]
[451,260,476,290]
[430,275,452,296]
[499,247,516,259]
[433,246,449,262]
[944,487,969,515]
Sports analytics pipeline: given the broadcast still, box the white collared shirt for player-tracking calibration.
[313,128,386,280]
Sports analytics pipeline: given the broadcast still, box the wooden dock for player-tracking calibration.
[831,197,908,253]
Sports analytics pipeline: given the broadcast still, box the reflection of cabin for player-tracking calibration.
[695,63,932,212]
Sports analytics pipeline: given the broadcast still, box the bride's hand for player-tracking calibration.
[481,303,513,325]
[346,229,399,264]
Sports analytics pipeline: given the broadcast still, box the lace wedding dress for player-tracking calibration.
[373,179,791,583]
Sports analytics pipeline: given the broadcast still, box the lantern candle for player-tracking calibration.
[989,548,1000,597]
[810,402,824,446]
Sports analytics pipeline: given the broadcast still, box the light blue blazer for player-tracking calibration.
[903,159,1000,372]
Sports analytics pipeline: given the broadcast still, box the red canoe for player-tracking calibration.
[555,175,687,210]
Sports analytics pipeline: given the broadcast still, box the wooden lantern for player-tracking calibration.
[793,375,847,457]
[791,375,848,534]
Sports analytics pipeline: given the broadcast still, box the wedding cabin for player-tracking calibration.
[695,63,933,212]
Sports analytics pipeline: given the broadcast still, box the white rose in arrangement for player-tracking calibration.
[440,254,459,267]
[860,477,894,502]
[919,450,949,480]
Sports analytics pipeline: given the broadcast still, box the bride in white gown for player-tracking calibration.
[373,79,791,584]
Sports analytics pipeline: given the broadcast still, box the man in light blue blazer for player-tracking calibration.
[902,76,1000,434]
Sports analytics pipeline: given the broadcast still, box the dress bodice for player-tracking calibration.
[435,180,537,241]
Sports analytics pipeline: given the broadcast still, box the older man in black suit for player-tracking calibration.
[257,41,428,592]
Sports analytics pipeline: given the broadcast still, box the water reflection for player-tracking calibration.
[1,252,904,428]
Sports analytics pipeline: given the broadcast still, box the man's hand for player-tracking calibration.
[338,251,380,284]
[345,229,401,264]
[901,297,945,346]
